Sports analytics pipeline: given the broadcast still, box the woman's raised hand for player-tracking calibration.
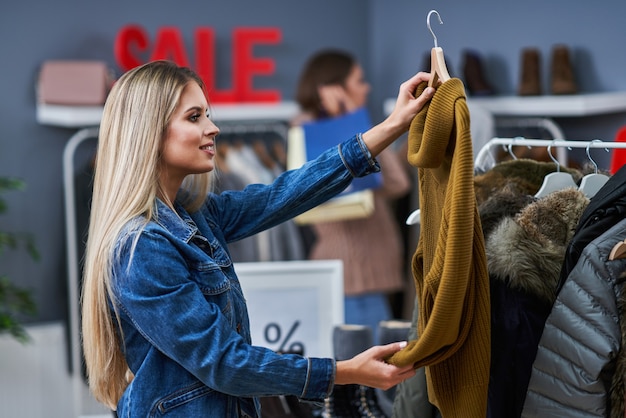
[361,71,435,157]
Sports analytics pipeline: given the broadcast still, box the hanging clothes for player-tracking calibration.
[482,187,589,418]
[557,163,626,295]
[386,78,490,418]
[473,158,583,208]
[216,133,306,262]
[522,217,626,418]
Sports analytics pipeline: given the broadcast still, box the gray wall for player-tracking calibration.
[1,0,626,323]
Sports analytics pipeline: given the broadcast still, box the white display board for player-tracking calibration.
[236,260,344,358]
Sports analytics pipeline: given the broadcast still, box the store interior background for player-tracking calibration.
[1,0,626,414]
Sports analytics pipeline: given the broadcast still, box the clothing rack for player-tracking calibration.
[475,137,626,171]
[408,137,626,226]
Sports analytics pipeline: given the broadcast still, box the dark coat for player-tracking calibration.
[558,163,626,294]
[482,187,589,418]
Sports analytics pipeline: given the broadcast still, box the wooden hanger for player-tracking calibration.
[427,10,451,88]
[578,140,609,198]
[535,142,577,198]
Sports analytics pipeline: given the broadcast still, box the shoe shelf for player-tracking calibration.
[468,91,626,118]
[384,91,626,118]
[36,101,300,127]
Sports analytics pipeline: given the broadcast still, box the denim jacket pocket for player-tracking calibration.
[152,381,216,416]
[190,233,232,268]
[192,266,233,321]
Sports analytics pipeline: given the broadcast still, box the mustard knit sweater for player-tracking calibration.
[387,79,490,417]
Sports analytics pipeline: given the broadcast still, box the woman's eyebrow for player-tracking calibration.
[184,105,204,113]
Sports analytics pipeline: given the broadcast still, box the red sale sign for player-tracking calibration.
[114,25,282,103]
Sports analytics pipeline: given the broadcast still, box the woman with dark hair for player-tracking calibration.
[294,50,412,341]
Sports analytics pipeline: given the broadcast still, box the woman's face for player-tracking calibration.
[344,64,370,109]
[160,82,219,188]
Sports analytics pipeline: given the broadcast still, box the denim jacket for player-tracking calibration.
[111,134,380,417]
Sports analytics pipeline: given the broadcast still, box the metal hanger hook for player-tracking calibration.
[586,139,609,174]
[547,141,560,172]
[427,10,444,48]
[504,137,519,160]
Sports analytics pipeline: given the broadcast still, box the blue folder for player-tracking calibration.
[301,107,382,194]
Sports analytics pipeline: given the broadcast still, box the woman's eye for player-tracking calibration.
[189,113,201,122]
[205,110,211,119]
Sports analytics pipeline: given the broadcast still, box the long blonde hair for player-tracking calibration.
[81,60,212,409]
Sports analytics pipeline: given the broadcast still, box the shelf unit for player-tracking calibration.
[468,91,626,118]
[384,91,626,118]
[37,101,300,127]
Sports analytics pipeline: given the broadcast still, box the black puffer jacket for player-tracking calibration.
[522,217,626,418]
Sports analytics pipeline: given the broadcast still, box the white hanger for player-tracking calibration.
[578,139,609,198]
[427,10,451,88]
[534,142,577,198]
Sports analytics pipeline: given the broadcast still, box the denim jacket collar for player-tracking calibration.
[153,198,197,243]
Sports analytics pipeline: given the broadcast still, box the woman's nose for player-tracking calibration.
[204,120,220,136]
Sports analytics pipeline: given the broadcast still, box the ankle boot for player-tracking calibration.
[550,44,577,95]
[333,325,373,361]
[353,385,388,418]
[462,49,495,96]
[518,48,542,96]
[319,384,361,418]
[376,320,411,408]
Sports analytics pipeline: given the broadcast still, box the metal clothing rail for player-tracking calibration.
[494,117,565,140]
[62,127,98,417]
[494,117,567,165]
[217,120,289,139]
[474,137,626,171]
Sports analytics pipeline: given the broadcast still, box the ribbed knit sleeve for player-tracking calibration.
[386,79,490,418]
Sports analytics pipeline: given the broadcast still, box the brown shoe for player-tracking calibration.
[462,49,495,96]
[550,44,577,95]
[518,47,542,96]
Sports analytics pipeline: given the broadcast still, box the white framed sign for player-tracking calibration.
[236,260,344,358]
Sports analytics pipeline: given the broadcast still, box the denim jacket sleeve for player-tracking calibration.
[109,134,378,408]
[112,226,335,402]
[205,133,380,242]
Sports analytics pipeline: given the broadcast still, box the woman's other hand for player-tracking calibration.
[334,341,416,390]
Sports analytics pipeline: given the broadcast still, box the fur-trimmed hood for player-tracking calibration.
[474,158,584,207]
[484,187,589,304]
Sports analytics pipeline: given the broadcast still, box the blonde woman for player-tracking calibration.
[81,60,434,417]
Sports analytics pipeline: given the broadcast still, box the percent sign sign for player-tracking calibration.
[264,320,305,355]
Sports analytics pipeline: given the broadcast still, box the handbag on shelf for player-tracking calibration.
[37,60,114,106]
[287,107,381,224]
